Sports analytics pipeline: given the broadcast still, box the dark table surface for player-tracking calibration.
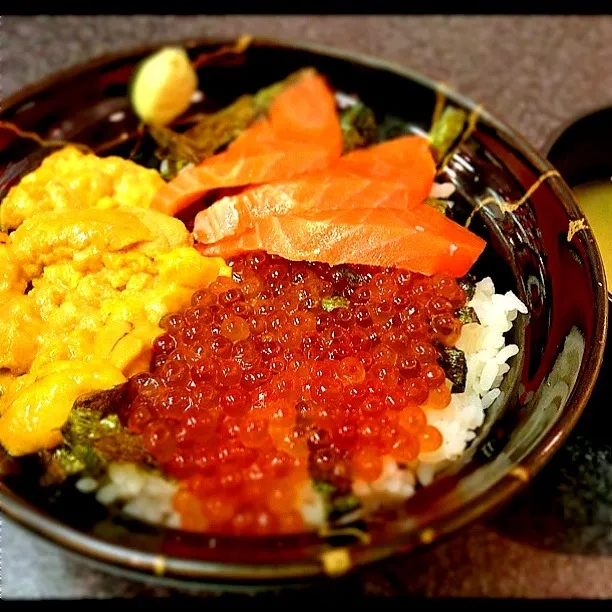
[3,15,612,600]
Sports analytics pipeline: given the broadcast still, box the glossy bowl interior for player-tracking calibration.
[0,38,608,590]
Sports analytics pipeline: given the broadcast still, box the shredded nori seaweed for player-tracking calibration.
[458,275,477,301]
[321,295,350,312]
[454,276,479,324]
[39,383,156,486]
[39,447,87,486]
[314,480,362,522]
[0,444,20,477]
[439,346,468,393]
[456,306,479,325]
[69,383,131,415]
[337,267,364,285]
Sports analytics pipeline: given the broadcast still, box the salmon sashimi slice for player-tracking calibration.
[196,229,260,259]
[197,205,486,277]
[267,72,343,156]
[335,135,436,187]
[193,172,431,244]
[151,145,337,217]
[192,135,436,244]
[224,118,277,156]
[227,72,341,155]
[151,72,343,218]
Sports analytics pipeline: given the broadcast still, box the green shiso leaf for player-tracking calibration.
[340,102,377,153]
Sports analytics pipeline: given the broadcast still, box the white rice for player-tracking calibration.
[84,277,526,530]
[299,481,328,528]
[429,182,456,199]
[76,463,181,528]
[334,92,359,109]
[80,463,326,530]
[353,457,416,510]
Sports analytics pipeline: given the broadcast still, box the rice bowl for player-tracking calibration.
[2,39,599,578]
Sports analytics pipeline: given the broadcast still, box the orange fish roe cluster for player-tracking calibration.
[125,251,467,535]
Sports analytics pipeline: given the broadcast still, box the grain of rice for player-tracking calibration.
[482,388,501,410]
[495,345,519,364]
[429,182,456,199]
[416,463,436,486]
[479,361,499,392]
[75,477,98,493]
[96,483,120,505]
[166,513,182,529]
[143,475,176,498]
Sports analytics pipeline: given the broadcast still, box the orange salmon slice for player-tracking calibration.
[335,135,436,186]
[197,205,486,277]
[193,173,430,244]
[151,146,337,218]
[193,135,436,244]
[151,72,343,218]
[267,72,343,156]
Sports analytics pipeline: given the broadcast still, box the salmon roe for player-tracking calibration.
[125,252,466,535]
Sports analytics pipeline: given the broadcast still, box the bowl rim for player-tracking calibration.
[0,34,608,586]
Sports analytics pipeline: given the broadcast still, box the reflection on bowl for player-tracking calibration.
[522,327,585,445]
[0,38,607,590]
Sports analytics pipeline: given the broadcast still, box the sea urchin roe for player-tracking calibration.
[126,252,466,534]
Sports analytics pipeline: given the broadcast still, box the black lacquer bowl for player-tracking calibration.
[0,38,607,591]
